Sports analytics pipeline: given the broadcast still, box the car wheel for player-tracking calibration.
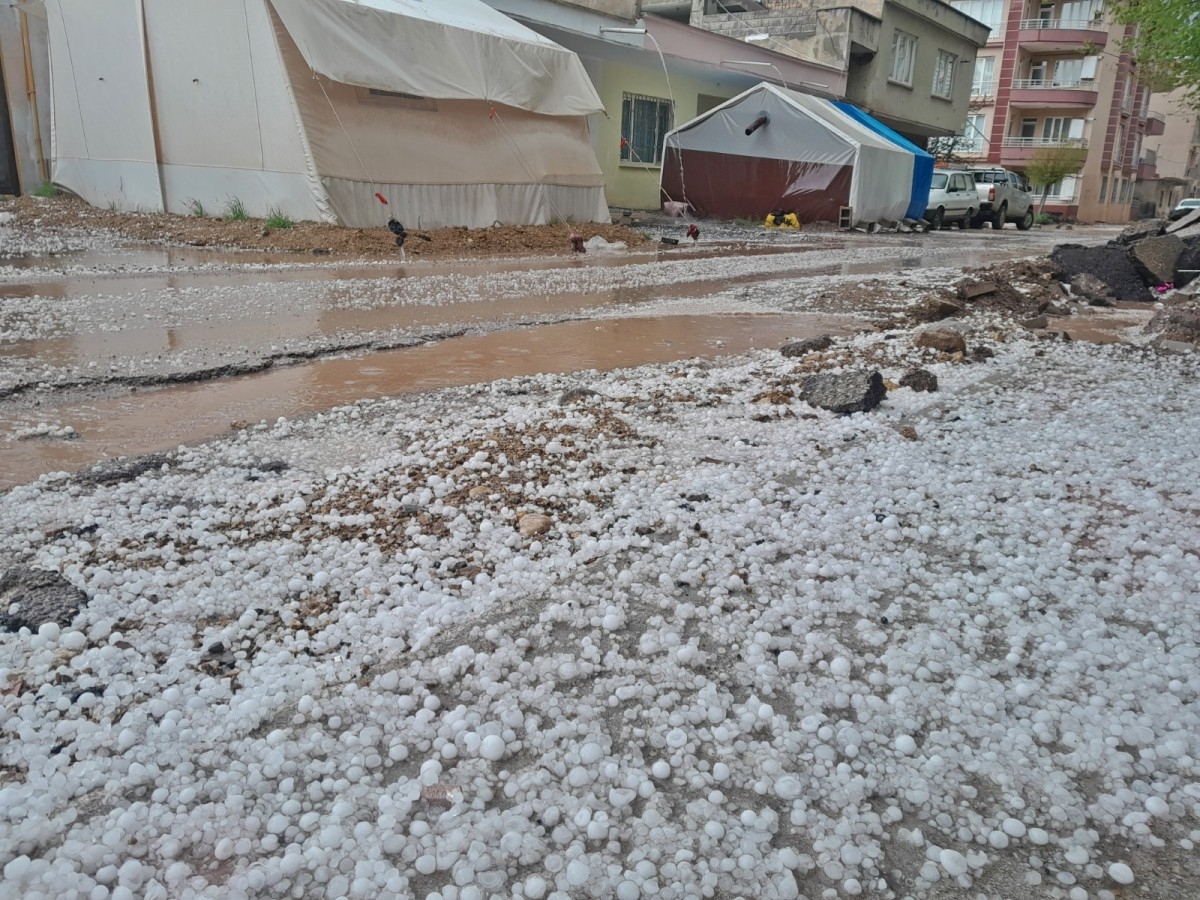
[1016,208,1034,231]
[991,204,1006,229]
[929,207,944,230]
[961,207,976,229]
[969,214,986,229]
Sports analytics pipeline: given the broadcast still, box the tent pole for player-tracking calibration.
[136,0,167,210]
[20,8,47,186]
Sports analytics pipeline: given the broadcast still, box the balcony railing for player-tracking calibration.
[1011,78,1098,91]
[971,81,998,98]
[1001,137,1089,149]
[1018,17,1103,29]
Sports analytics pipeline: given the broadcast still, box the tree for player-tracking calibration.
[1025,145,1087,216]
[1106,0,1200,110]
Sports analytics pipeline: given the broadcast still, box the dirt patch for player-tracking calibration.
[3,194,654,262]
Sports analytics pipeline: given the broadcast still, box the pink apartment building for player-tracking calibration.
[949,0,1157,222]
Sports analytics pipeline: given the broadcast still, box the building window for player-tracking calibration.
[964,113,987,152]
[972,56,996,96]
[1099,175,1108,202]
[933,50,958,98]
[620,93,673,165]
[951,0,1004,34]
[1053,58,1083,85]
[890,30,917,86]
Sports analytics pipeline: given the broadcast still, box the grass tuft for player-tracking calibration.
[33,181,59,199]
[224,196,248,221]
[186,198,208,218]
[264,208,294,229]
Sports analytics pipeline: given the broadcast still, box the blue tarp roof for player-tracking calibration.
[834,102,934,221]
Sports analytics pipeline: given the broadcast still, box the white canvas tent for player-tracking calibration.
[44,0,610,228]
[660,83,915,225]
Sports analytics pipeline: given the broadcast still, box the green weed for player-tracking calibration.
[264,208,294,229]
[33,181,58,199]
[225,196,248,221]
[186,197,208,218]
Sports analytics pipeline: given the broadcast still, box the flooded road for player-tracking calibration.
[0,223,1123,487]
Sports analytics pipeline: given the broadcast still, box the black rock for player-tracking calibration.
[781,335,834,358]
[799,370,886,414]
[559,387,600,406]
[899,369,938,392]
[76,454,171,487]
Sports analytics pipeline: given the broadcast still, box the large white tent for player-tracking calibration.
[44,0,611,228]
[660,83,915,226]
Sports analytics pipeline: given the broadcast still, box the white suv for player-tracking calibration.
[924,170,977,230]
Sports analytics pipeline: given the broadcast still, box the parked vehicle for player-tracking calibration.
[1168,198,1200,221]
[924,170,977,230]
[967,167,1035,231]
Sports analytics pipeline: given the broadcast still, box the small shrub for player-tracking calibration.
[225,196,248,221]
[1035,212,1055,225]
[264,208,294,229]
[185,197,207,218]
[33,181,59,199]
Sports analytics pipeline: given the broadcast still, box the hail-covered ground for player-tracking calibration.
[2,219,1200,900]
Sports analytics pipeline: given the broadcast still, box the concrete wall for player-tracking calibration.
[556,0,641,18]
[687,0,986,139]
[0,1,51,194]
[1144,87,1200,207]
[847,0,982,138]
[580,56,742,209]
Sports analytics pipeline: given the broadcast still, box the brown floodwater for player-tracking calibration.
[1,311,864,489]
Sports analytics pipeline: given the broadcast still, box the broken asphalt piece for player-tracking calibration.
[957,281,998,302]
[75,453,172,487]
[0,567,89,633]
[914,296,964,322]
[1144,300,1200,349]
[1166,206,1200,234]
[799,370,886,414]
[780,335,833,357]
[1114,219,1166,245]
[1051,244,1149,302]
[1174,239,1200,288]
[1128,234,1184,287]
[1021,315,1049,330]
[914,327,967,354]
[1069,273,1114,306]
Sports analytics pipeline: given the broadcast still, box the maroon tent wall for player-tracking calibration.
[661,148,851,222]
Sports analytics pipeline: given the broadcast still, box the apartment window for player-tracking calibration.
[972,56,996,96]
[1019,118,1038,139]
[890,30,917,85]
[1112,178,1123,203]
[1099,175,1108,202]
[1053,59,1083,85]
[933,50,957,98]
[964,113,987,152]
[951,0,1005,33]
[620,93,673,165]
[1042,175,1079,200]
[1061,0,1099,25]
[1116,124,1127,166]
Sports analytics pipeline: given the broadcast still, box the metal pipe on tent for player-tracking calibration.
[745,114,769,136]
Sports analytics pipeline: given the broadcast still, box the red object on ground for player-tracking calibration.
[687,223,700,241]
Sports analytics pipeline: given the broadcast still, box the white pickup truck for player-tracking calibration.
[967,167,1035,231]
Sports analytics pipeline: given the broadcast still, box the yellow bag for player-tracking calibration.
[764,211,801,230]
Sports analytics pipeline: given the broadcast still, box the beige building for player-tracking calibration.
[942,0,1155,224]
[1135,87,1200,217]
[644,0,989,142]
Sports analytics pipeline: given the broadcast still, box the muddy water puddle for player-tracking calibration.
[1,311,863,488]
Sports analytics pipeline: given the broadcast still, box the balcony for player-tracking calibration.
[1145,112,1166,136]
[971,81,998,102]
[1018,17,1108,53]
[999,136,1088,166]
[1010,78,1100,108]
[1138,153,1158,181]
